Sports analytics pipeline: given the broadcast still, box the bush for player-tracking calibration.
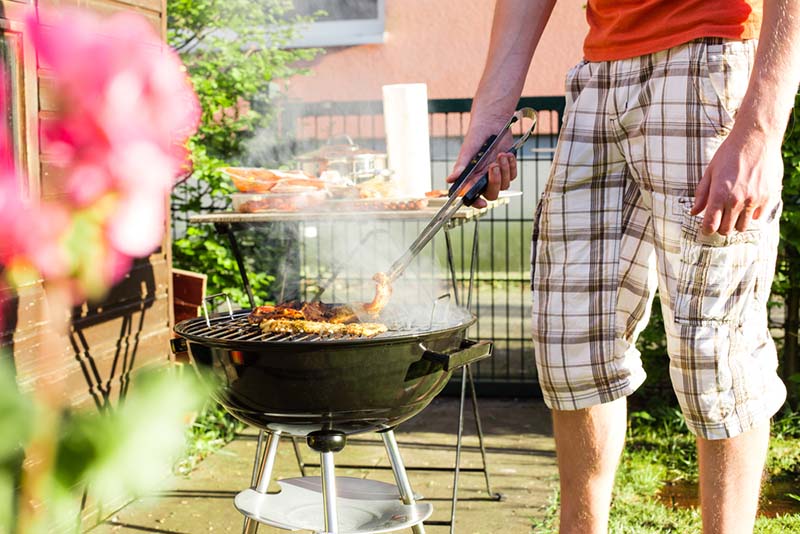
[776,90,800,407]
[168,0,320,306]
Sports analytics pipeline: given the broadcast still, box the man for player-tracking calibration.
[448,1,800,533]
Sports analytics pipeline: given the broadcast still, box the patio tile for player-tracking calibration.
[88,397,556,534]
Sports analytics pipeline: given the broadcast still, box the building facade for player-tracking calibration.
[285,0,588,102]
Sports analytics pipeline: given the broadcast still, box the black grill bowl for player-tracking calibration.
[175,311,490,437]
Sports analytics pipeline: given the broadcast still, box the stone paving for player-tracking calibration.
[89,397,557,534]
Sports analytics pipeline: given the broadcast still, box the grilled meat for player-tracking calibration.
[328,306,358,324]
[300,302,328,322]
[260,318,346,337]
[249,301,384,338]
[247,304,304,324]
[248,302,359,324]
[344,322,388,337]
[260,318,387,338]
[363,272,392,315]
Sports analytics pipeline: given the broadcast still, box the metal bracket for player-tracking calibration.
[202,293,234,328]
[428,294,452,330]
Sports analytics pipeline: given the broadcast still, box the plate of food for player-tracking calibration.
[319,197,429,212]
[222,167,321,194]
[424,189,523,208]
[232,191,328,213]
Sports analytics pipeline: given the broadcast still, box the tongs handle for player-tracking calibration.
[461,145,519,207]
[383,108,536,284]
[460,107,538,206]
[447,134,497,197]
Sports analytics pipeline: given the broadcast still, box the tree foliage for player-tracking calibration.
[775,89,800,407]
[780,91,800,251]
[168,0,320,305]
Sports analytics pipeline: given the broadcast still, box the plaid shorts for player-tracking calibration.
[530,38,787,439]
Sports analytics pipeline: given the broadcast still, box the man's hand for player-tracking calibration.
[690,129,784,235]
[440,0,557,208]
[691,0,800,236]
[446,122,517,209]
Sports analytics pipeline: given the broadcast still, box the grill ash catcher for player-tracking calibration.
[174,108,538,534]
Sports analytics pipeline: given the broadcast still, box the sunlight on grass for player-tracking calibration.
[532,408,800,533]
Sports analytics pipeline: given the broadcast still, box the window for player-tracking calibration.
[284,0,385,48]
[0,31,23,177]
[0,17,39,198]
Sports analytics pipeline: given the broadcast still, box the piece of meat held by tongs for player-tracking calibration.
[365,108,538,315]
[363,272,392,315]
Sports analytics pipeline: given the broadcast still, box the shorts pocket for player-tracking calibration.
[673,200,761,326]
[562,60,590,124]
[693,40,754,136]
[530,193,546,291]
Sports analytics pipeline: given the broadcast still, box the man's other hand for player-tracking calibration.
[691,129,783,235]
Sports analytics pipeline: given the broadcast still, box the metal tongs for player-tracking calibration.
[383,107,538,285]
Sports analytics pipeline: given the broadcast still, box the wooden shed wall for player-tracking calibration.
[0,0,173,411]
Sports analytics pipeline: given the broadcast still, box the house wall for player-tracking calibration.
[285,0,589,102]
[0,1,173,526]
[0,0,173,410]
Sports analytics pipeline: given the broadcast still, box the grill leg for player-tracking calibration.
[306,431,346,534]
[292,436,307,476]
[320,451,339,534]
[254,432,281,494]
[381,430,426,534]
[467,365,502,500]
[444,228,460,306]
[250,431,265,486]
[241,431,281,534]
[449,365,468,534]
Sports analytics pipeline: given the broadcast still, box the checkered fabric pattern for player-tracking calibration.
[531,38,786,439]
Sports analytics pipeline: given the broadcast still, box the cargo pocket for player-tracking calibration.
[673,200,761,326]
[530,194,546,291]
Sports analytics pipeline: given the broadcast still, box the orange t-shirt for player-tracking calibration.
[583,0,762,61]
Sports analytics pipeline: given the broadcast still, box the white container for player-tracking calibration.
[382,83,432,198]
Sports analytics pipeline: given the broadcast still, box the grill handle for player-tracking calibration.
[170,337,188,354]
[422,340,492,371]
[202,293,234,328]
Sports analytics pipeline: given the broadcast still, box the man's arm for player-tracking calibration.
[691,0,800,234]
[447,0,557,207]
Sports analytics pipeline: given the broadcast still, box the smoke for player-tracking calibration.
[237,90,467,323]
[228,2,463,321]
[242,216,458,325]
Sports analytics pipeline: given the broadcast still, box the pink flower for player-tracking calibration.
[0,43,53,302]
[28,10,199,200]
[0,175,25,266]
[0,8,200,303]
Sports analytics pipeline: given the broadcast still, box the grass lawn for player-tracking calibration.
[532,407,800,533]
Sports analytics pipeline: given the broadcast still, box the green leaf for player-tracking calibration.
[54,367,204,503]
[0,361,35,463]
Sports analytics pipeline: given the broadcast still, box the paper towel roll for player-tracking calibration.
[382,84,431,198]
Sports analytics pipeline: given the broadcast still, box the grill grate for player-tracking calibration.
[177,312,450,344]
